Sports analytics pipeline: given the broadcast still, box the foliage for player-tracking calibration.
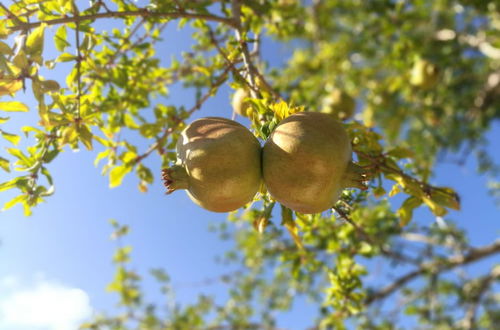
[1,0,499,328]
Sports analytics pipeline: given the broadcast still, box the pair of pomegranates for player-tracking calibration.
[162,112,366,214]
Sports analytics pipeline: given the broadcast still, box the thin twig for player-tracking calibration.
[333,206,418,265]
[459,266,500,330]
[135,64,233,163]
[5,8,237,32]
[0,3,25,26]
[74,4,82,119]
[230,0,281,100]
[366,239,500,304]
[207,27,256,93]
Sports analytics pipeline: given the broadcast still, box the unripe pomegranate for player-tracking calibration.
[262,112,366,214]
[410,59,439,89]
[231,88,251,117]
[321,89,356,120]
[162,117,261,212]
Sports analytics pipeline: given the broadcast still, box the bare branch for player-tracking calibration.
[458,266,500,330]
[333,206,419,265]
[366,239,500,304]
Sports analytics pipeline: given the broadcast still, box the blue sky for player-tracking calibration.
[1,8,499,330]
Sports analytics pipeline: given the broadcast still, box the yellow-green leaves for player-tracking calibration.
[0,80,23,96]
[1,130,21,145]
[0,41,12,55]
[388,171,460,225]
[26,24,46,57]
[41,80,61,92]
[54,25,70,52]
[269,100,303,121]
[281,205,304,250]
[0,157,9,172]
[398,196,422,226]
[0,101,28,112]
[109,164,133,188]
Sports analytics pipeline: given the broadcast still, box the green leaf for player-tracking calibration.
[94,149,110,167]
[124,114,140,129]
[0,41,12,55]
[113,246,132,263]
[2,194,26,211]
[0,157,9,172]
[41,80,60,92]
[0,101,29,112]
[54,25,70,52]
[397,196,422,226]
[7,148,32,166]
[23,201,32,216]
[12,51,29,69]
[386,146,415,159]
[0,80,23,96]
[1,130,21,145]
[57,53,77,62]
[372,186,386,198]
[422,196,448,217]
[281,205,304,250]
[430,187,460,211]
[109,164,132,188]
[77,124,93,150]
[41,167,53,186]
[26,24,46,56]
[0,178,19,192]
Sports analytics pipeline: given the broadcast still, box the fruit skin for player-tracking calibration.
[410,59,439,89]
[231,88,251,117]
[262,112,365,214]
[162,117,261,212]
[321,89,356,120]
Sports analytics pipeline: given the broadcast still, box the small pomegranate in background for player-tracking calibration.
[410,59,439,89]
[321,88,356,120]
[262,111,366,214]
[162,117,261,212]
[231,89,251,117]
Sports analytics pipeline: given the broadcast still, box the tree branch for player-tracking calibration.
[333,206,419,265]
[0,3,25,26]
[366,239,500,304]
[135,64,233,163]
[458,266,500,330]
[5,8,237,32]
[230,0,280,100]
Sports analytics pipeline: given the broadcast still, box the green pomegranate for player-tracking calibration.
[231,88,251,117]
[262,112,366,214]
[162,117,261,212]
[321,89,356,120]
[410,59,439,89]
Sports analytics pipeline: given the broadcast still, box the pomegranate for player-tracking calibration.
[410,59,439,89]
[262,112,366,214]
[321,89,355,120]
[162,117,261,212]
[231,88,251,117]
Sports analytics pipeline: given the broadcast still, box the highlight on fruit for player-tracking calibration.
[162,117,262,212]
[262,111,367,214]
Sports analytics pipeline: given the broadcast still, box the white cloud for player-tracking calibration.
[0,276,93,330]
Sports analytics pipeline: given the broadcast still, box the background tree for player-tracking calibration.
[0,0,499,329]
